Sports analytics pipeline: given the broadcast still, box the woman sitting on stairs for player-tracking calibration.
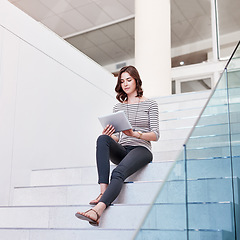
[75,65,160,226]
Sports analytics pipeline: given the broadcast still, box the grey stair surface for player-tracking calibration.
[1,91,218,240]
[152,90,211,161]
[13,181,163,206]
[0,204,149,230]
[135,229,233,240]
[0,229,136,240]
[0,202,233,230]
[29,161,174,187]
[142,202,234,230]
[0,229,233,240]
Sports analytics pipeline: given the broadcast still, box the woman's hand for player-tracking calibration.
[102,125,115,136]
[122,129,135,137]
[123,130,158,141]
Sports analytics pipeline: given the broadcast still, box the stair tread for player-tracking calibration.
[0,202,233,231]
[0,229,136,240]
[0,228,230,240]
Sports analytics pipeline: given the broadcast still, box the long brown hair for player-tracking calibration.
[115,66,143,103]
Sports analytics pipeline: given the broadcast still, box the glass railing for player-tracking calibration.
[135,41,240,240]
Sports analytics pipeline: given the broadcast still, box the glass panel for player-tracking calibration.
[217,0,240,60]
[185,69,236,238]
[136,42,240,240]
[171,0,212,68]
[227,44,240,239]
[135,151,187,240]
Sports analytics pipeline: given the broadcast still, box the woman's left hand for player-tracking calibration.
[122,129,134,137]
[124,129,157,141]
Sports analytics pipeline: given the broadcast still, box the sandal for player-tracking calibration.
[89,193,103,205]
[75,209,100,226]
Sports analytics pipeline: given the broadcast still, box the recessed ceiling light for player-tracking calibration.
[180,61,184,65]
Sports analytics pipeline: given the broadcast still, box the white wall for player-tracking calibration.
[0,1,116,205]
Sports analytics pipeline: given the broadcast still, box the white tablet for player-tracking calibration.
[98,111,132,132]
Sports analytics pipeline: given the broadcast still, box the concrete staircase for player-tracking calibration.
[0,90,211,240]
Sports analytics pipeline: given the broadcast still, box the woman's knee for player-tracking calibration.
[96,134,112,146]
[111,166,125,181]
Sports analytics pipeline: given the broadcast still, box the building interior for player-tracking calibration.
[0,0,240,239]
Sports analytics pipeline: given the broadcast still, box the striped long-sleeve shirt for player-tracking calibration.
[113,99,159,151]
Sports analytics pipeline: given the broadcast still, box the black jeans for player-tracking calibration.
[96,135,153,207]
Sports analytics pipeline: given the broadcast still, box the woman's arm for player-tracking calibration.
[123,129,157,141]
[148,100,160,141]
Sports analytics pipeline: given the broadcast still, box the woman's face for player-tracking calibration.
[120,72,137,96]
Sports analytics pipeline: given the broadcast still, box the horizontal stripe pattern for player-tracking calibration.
[113,99,159,151]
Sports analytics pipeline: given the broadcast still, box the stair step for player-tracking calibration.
[196,111,240,127]
[184,157,240,179]
[135,229,232,240]
[189,230,233,240]
[13,181,163,206]
[159,116,198,130]
[204,101,240,116]
[158,98,208,113]
[156,90,211,105]
[159,110,240,131]
[14,177,239,207]
[0,229,136,240]
[153,143,240,162]
[0,205,149,230]
[185,144,240,159]
[165,157,240,181]
[0,228,232,240]
[143,202,233,231]
[153,150,182,162]
[153,138,185,151]
[156,177,240,204]
[188,133,240,149]
[29,161,174,187]
[0,202,233,231]
[190,122,240,137]
[158,127,191,140]
[159,107,203,121]
[160,120,240,142]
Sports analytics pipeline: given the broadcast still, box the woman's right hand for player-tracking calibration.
[102,125,115,136]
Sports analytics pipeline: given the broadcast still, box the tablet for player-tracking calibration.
[98,111,132,132]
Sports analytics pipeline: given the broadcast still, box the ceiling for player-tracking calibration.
[8,0,240,67]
